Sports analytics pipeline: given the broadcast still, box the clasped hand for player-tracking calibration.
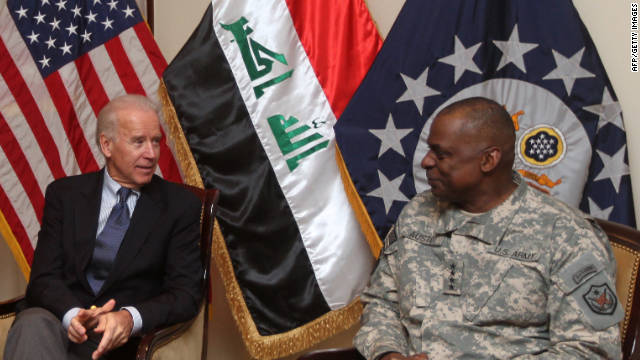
[67,299,133,359]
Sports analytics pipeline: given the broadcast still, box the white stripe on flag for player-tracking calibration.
[211,0,374,309]
[0,147,40,249]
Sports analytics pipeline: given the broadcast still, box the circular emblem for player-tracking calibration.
[517,125,566,168]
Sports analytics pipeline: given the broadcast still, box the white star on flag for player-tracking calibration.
[369,114,413,157]
[45,36,56,49]
[493,24,538,73]
[438,35,482,83]
[122,5,135,18]
[49,17,60,31]
[367,171,410,214]
[85,10,97,23]
[60,42,72,55]
[102,17,114,30]
[396,67,440,115]
[594,146,630,194]
[66,23,78,36]
[583,88,624,132]
[81,30,92,43]
[34,11,46,24]
[71,5,82,17]
[15,6,28,19]
[107,0,119,11]
[588,197,614,220]
[542,48,595,95]
[38,55,51,68]
[55,0,67,11]
[27,31,40,44]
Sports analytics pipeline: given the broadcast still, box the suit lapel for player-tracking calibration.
[99,177,165,294]
[74,171,103,290]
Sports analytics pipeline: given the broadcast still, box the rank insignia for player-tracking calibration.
[518,125,566,168]
[582,283,617,315]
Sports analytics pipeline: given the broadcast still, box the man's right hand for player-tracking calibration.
[381,352,428,360]
[67,299,116,343]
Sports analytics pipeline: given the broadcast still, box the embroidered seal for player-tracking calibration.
[518,125,566,168]
[582,283,617,315]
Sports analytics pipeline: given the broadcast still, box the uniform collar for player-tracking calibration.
[435,172,528,245]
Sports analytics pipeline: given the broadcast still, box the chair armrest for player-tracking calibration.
[0,295,24,318]
[298,347,364,360]
[135,301,207,360]
[135,316,196,360]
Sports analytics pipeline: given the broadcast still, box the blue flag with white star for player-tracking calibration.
[336,0,636,249]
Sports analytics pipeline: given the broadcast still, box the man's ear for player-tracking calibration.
[480,146,501,173]
[99,134,112,158]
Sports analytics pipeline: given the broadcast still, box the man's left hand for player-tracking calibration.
[91,309,133,359]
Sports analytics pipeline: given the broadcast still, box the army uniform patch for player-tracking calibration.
[582,283,617,315]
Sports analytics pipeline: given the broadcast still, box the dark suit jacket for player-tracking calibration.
[25,170,203,333]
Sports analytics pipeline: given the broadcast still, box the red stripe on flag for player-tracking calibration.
[285,0,382,119]
[104,37,147,95]
[75,53,111,117]
[44,73,100,174]
[157,139,182,183]
[0,40,67,180]
[0,112,45,222]
[133,22,168,78]
[0,185,34,265]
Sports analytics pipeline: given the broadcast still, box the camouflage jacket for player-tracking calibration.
[355,174,623,360]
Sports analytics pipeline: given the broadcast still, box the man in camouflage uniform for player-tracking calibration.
[354,97,623,360]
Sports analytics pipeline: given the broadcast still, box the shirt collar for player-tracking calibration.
[103,168,140,200]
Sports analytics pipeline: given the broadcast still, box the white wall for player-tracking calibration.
[0,0,638,359]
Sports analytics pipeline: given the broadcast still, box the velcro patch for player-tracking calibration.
[582,283,617,315]
[572,272,624,330]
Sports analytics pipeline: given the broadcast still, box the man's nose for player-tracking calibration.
[142,141,157,158]
[421,150,435,169]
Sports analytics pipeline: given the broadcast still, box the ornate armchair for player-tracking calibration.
[297,218,640,360]
[0,184,219,360]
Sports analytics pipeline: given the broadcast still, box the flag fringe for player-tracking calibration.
[0,211,30,280]
[211,219,364,359]
[158,81,204,188]
[335,144,383,258]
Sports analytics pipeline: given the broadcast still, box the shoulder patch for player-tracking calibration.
[582,283,617,315]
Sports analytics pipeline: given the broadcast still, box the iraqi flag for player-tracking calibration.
[162,1,381,358]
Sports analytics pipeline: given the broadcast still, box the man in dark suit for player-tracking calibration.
[4,94,203,360]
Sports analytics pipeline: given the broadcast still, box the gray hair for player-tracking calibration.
[95,94,160,147]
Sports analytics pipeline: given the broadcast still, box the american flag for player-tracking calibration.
[0,0,181,277]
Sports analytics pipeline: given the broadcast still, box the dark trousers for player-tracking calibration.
[3,307,139,360]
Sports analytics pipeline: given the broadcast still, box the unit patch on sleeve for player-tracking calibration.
[582,283,617,315]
